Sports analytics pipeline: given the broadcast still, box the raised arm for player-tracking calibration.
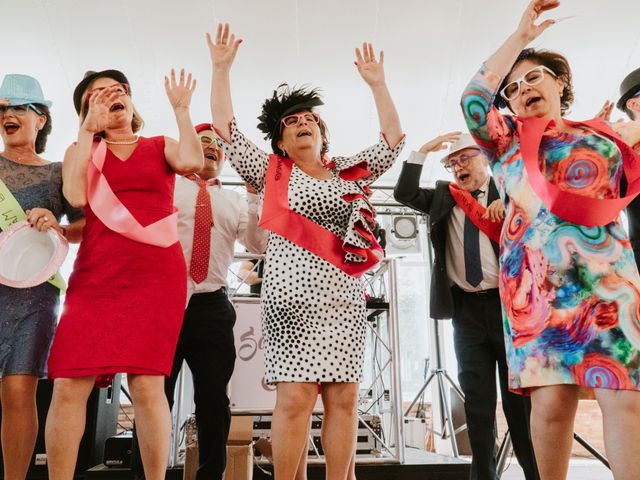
[484,0,558,78]
[394,133,460,213]
[461,0,558,156]
[354,43,403,149]
[208,23,242,142]
[62,87,121,208]
[164,69,204,175]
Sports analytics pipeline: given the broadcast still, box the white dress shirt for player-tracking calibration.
[174,176,269,302]
[444,177,499,291]
[406,151,499,291]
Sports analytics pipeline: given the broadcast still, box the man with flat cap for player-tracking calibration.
[394,132,539,480]
[616,68,640,269]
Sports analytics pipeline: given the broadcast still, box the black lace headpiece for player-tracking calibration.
[257,83,324,154]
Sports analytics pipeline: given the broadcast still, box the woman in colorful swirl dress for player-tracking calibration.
[461,1,640,478]
[208,23,404,480]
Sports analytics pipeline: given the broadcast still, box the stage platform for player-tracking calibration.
[86,448,470,480]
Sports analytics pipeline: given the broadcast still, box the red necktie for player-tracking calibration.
[187,175,218,284]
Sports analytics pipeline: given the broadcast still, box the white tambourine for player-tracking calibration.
[0,220,69,288]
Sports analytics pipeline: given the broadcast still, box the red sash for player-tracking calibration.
[517,116,640,226]
[260,154,381,278]
[449,183,503,243]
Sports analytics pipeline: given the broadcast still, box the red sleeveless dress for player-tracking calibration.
[48,136,187,387]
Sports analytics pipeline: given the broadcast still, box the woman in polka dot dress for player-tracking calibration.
[208,23,404,480]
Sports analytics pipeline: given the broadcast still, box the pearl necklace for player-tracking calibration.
[104,136,139,145]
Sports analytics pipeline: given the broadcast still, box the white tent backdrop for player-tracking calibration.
[3,0,639,185]
[2,1,639,442]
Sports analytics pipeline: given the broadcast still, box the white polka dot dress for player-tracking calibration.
[222,120,405,383]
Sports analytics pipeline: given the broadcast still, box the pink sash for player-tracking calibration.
[86,139,178,247]
[517,117,640,227]
[260,154,381,278]
[449,183,503,243]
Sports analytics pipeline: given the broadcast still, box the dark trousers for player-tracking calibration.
[451,287,539,480]
[132,289,237,480]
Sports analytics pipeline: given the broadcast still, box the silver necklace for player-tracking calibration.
[104,136,139,145]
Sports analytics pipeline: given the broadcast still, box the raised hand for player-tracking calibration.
[516,0,559,43]
[595,100,614,122]
[354,43,386,88]
[206,23,243,71]
[165,69,196,111]
[418,132,462,155]
[82,86,122,134]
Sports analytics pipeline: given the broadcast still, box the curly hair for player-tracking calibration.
[494,48,574,115]
[257,83,329,157]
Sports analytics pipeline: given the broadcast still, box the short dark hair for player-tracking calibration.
[34,104,51,154]
[495,48,574,115]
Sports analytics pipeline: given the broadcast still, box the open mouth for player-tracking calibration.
[109,102,125,112]
[297,129,312,138]
[203,148,218,161]
[458,173,470,182]
[2,122,19,134]
[525,96,541,107]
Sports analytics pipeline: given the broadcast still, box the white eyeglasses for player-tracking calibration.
[500,65,557,102]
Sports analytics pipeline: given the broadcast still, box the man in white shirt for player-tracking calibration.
[394,133,538,480]
[132,123,268,480]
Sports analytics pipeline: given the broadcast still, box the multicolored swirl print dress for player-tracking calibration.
[462,65,640,393]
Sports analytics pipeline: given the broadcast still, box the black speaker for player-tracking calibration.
[0,376,120,479]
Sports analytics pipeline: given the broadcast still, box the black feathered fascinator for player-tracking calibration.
[257,83,324,154]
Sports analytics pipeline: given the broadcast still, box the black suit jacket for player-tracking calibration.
[393,161,500,319]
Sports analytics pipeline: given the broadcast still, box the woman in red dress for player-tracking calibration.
[45,69,203,480]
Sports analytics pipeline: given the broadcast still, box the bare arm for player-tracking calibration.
[207,23,243,142]
[62,87,121,208]
[239,192,269,254]
[355,43,403,148]
[163,69,203,174]
[484,0,558,78]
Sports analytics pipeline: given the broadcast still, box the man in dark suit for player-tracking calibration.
[394,132,538,480]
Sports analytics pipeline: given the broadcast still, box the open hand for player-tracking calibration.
[483,200,506,222]
[418,132,462,155]
[164,69,196,111]
[81,86,122,134]
[354,43,386,88]
[207,23,243,71]
[516,0,559,43]
[595,100,614,122]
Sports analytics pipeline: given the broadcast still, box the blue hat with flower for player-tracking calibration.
[0,74,52,108]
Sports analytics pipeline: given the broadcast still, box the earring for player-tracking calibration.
[281,148,287,157]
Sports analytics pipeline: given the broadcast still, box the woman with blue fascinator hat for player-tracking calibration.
[0,73,84,480]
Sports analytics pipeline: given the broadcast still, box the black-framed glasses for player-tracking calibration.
[442,149,481,172]
[0,104,43,117]
[500,65,557,102]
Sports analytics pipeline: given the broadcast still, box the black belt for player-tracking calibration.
[191,287,227,298]
[452,285,499,297]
